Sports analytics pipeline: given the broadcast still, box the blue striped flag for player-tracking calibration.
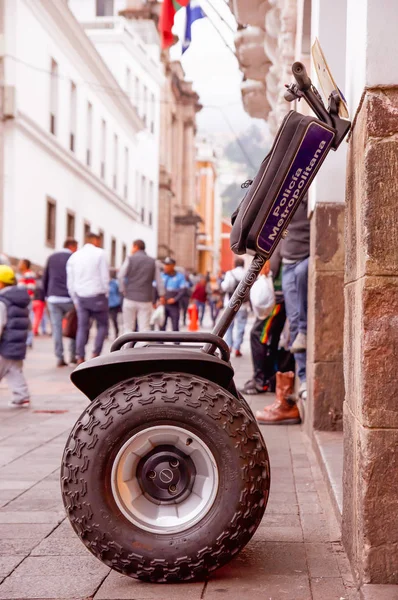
[182,0,205,54]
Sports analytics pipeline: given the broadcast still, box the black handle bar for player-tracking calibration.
[292,62,312,91]
[110,332,230,362]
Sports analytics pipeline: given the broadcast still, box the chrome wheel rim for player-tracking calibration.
[111,425,219,534]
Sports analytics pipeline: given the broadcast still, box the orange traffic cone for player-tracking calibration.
[188,303,199,331]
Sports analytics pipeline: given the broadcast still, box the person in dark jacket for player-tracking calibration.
[0,265,31,408]
[43,238,78,367]
[191,276,208,326]
[161,258,187,332]
[118,240,165,332]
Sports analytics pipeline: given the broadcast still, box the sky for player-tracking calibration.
[169,0,268,141]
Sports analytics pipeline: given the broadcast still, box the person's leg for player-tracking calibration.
[109,307,118,337]
[250,318,269,385]
[199,302,206,325]
[170,304,180,331]
[263,303,287,386]
[225,321,234,349]
[282,264,306,383]
[294,257,309,335]
[60,301,76,362]
[181,297,189,326]
[32,300,42,335]
[161,306,170,331]
[47,302,65,361]
[4,359,30,405]
[92,307,109,357]
[137,302,152,332]
[122,299,137,334]
[76,300,91,360]
[234,307,248,351]
[282,264,299,347]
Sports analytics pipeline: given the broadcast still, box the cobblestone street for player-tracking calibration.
[0,333,359,600]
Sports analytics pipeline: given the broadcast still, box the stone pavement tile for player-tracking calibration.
[267,503,299,515]
[0,555,109,599]
[0,523,55,556]
[206,573,311,600]
[311,577,347,600]
[254,526,304,543]
[0,556,24,578]
[305,543,340,578]
[267,491,298,506]
[296,482,317,492]
[261,513,301,528]
[0,510,64,523]
[221,541,308,576]
[95,571,204,599]
[5,485,63,512]
[296,491,320,504]
[360,584,398,600]
[31,521,90,557]
[0,479,35,491]
[300,514,331,543]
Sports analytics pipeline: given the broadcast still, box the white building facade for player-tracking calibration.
[0,0,162,268]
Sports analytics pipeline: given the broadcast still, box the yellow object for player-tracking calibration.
[0,265,16,285]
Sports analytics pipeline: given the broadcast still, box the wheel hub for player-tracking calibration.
[137,445,196,503]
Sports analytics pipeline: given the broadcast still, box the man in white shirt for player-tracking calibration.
[67,232,109,364]
[221,258,249,357]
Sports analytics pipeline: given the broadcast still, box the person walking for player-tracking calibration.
[0,265,31,408]
[17,259,36,349]
[118,240,164,333]
[191,276,208,327]
[180,274,193,326]
[67,232,109,364]
[108,269,122,339]
[221,258,249,357]
[161,258,187,332]
[43,238,78,367]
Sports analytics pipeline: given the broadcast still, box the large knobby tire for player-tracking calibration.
[61,372,270,582]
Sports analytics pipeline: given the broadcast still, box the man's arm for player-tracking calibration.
[117,258,129,295]
[221,271,233,293]
[100,252,110,296]
[173,273,187,303]
[155,263,165,298]
[66,256,75,301]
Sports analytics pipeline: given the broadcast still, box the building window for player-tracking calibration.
[101,119,106,179]
[96,0,114,16]
[70,82,77,152]
[46,198,56,248]
[148,180,154,227]
[124,147,129,201]
[111,237,116,267]
[83,221,91,242]
[99,229,104,248]
[86,102,92,167]
[50,59,58,135]
[66,211,75,238]
[113,134,118,190]
[141,175,146,222]
[122,243,127,263]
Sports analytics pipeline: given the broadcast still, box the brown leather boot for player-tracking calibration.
[256,371,301,425]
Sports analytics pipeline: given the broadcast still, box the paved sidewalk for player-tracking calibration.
[0,332,359,600]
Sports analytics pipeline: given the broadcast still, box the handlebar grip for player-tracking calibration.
[292,62,311,91]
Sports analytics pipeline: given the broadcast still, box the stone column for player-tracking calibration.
[343,0,398,585]
[305,0,347,433]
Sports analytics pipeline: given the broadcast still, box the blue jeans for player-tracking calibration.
[225,307,248,351]
[282,258,309,382]
[194,300,206,325]
[47,301,76,361]
[76,294,109,359]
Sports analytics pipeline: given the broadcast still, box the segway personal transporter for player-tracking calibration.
[61,59,350,582]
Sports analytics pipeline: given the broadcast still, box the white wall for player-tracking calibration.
[309,0,348,209]
[1,0,158,264]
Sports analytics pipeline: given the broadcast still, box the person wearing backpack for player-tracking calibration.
[221,258,249,357]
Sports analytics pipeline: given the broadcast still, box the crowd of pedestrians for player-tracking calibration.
[0,208,309,423]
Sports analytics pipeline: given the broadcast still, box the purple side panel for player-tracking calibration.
[257,123,334,254]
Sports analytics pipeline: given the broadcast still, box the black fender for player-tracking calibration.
[70,346,235,401]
